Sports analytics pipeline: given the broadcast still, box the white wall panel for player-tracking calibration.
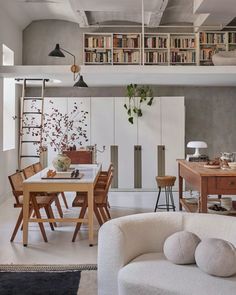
[115,97,137,189]
[91,97,114,170]
[138,97,161,189]
[161,96,185,187]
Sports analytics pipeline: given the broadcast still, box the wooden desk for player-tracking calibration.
[22,164,100,246]
[178,160,236,213]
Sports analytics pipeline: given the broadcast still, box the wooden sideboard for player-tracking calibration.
[63,150,93,164]
[178,159,236,214]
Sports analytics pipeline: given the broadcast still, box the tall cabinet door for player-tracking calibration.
[161,96,185,188]
[91,97,114,170]
[138,97,161,189]
[114,97,137,189]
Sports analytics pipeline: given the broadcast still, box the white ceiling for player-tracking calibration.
[1,0,236,30]
[1,65,236,87]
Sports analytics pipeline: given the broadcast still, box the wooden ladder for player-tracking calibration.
[18,79,48,170]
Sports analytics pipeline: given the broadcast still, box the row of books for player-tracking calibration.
[85,36,112,48]
[85,51,112,63]
[144,37,168,49]
[145,51,168,63]
[113,50,140,63]
[170,37,195,49]
[171,51,196,63]
[113,35,140,48]
[200,48,214,61]
[229,33,236,44]
[200,33,225,44]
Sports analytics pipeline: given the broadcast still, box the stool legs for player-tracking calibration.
[154,187,161,212]
[154,186,175,212]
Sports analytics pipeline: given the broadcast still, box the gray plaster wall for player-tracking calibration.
[26,86,236,159]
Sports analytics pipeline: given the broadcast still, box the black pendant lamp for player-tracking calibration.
[48,44,65,58]
[73,75,88,88]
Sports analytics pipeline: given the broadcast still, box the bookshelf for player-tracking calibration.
[113,33,141,64]
[84,33,113,64]
[83,32,236,66]
[144,33,168,65]
[199,32,227,65]
[228,32,236,51]
[170,33,197,65]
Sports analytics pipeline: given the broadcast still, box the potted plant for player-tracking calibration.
[124,84,154,124]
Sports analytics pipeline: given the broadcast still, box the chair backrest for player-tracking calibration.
[95,172,113,204]
[23,165,35,179]
[63,150,93,164]
[33,162,42,173]
[8,171,24,205]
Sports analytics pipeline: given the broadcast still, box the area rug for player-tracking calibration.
[0,264,97,295]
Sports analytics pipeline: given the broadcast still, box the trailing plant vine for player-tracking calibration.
[124,84,154,124]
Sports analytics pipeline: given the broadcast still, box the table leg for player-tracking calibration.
[23,187,30,246]
[200,178,208,213]
[178,164,183,211]
[87,186,94,246]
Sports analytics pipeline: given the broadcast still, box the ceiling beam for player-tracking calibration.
[147,0,169,27]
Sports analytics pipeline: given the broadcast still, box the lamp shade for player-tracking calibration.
[48,44,65,58]
[73,75,88,88]
[187,141,208,148]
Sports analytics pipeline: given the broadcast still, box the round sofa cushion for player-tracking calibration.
[163,231,201,265]
[195,238,236,277]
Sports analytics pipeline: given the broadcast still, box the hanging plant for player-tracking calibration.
[124,84,154,124]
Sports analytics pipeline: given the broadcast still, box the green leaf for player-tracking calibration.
[128,117,134,124]
[124,103,127,109]
[133,108,137,113]
[137,109,142,117]
[127,108,131,116]
[147,97,154,106]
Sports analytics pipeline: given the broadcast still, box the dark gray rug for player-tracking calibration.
[0,264,97,295]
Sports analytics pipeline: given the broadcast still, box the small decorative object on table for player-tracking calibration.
[52,153,71,171]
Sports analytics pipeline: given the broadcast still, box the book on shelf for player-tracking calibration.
[200,46,226,62]
[200,32,225,44]
[85,49,112,63]
[171,50,196,63]
[144,36,167,49]
[145,51,168,64]
[113,49,140,63]
[85,36,112,48]
[113,34,140,48]
[170,37,195,48]
[229,32,236,44]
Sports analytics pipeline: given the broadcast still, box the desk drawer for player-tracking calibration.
[217,177,236,190]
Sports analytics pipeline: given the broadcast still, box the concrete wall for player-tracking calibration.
[0,6,22,204]
[23,20,236,159]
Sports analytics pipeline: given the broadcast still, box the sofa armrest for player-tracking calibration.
[98,212,184,295]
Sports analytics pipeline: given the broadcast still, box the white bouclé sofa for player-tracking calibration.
[98,212,236,295]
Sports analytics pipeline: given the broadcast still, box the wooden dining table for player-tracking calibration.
[22,164,101,246]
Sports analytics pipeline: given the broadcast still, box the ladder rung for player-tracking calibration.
[23,97,43,101]
[21,141,41,144]
[22,126,42,129]
[23,112,42,115]
[20,155,40,158]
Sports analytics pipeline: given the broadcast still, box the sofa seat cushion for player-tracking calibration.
[118,253,236,295]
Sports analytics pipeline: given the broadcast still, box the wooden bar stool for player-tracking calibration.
[155,176,176,212]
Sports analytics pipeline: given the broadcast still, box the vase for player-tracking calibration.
[52,153,71,172]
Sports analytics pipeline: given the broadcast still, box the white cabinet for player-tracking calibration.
[161,97,185,188]
[114,97,138,189]
[138,98,161,189]
[91,97,114,170]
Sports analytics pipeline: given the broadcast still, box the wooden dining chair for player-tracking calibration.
[22,165,63,220]
[33,162,43,173]
[32,162,69,210]
[72,170,113,242]
[8,171,57,242]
